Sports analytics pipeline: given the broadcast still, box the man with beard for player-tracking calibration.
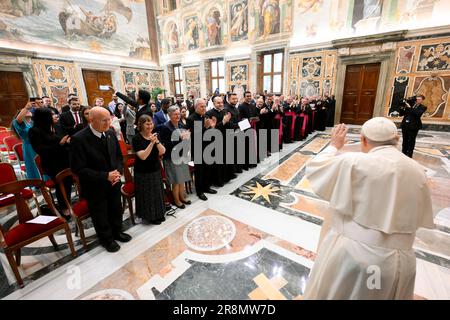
[59,97,85,136]
[238,91,258,169]
[186,98,217,201]
[224,92,242,176]
[206,96,232,187]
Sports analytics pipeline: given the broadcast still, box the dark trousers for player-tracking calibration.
[402,127,419,158]
[194,163,211,195]
[86,183,123,243]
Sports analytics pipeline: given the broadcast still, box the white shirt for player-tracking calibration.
[89,124,105,139]
[71,110,81,124]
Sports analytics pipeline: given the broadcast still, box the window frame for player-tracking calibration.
[210,58,225,94]
[173,64,183,95]
[259,50,284,94]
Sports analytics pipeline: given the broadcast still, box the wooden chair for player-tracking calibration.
[34,155,57,192]
[3,135,21,163]
[0,179,76,287]
[12,143,27,178]
[0,130,13,162]
[0,162,39,213]
[121,153,136,225]
[159,158,174,205]
[55,169,89,250]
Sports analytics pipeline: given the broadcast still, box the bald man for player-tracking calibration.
[70,107,132,253]
[304,118,433,299]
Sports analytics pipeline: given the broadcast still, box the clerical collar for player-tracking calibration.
[138,105,146,111]
[213,107,222,112]
[89,124,105,139]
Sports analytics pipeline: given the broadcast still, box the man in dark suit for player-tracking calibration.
[114,88,152,126]
[70,107,132,253]
[400,94,427,158]
[61,93,77,114]
[59,97,85,136]
[155,93,163,112]
[186,98,217,201]
[153,98,171,130]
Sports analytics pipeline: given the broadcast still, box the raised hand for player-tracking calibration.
[330,124,348,150]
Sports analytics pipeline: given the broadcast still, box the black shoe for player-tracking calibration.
[197,193,208,201]
[175,203,186,209]
[205,188,217,194]
[235,169,243,174]
[158,217,166,223]
[114,232,132,243]
[229,174,237,180]
[181,199,191,205]
[149,220,162,225]
[102,241,120,253]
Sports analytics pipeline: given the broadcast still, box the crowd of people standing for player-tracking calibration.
[9,90,335,252]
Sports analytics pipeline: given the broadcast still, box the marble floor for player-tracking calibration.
[1,126,449,300]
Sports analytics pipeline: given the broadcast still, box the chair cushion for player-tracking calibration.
[126,158,135,167]
[7,154,17,161]
[4,217,65,246]
[45,179,56,189]
[121,182,134,195]
[0,189,34,207]
[72,199,89,218]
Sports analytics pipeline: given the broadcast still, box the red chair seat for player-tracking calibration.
[72,199,89,218]
[4,217,64,246]
[0,147,7,152]
[126,158,135,167]
[7,154,17,161]
[45,179,56,189]
[0,189,34,207]
[121,182,134,195]
[20,165,26,172]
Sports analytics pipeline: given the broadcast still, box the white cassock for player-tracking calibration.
[304,145,434,300]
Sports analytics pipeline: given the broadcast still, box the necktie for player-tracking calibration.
[74,112,79,125]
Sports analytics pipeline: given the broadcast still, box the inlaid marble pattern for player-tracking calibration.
[78,209,315,300]
[263,153,312,185]
[183,215,236,251]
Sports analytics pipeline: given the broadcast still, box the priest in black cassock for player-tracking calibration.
[238,91,258,169]
[186,98,217,201]
[206,96,232,187]
[224,93,242,176]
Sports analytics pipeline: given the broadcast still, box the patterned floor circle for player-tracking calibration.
[82,289,135,300]
[183,215,236,252]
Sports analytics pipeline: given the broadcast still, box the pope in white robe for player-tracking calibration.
[304,118,434,300]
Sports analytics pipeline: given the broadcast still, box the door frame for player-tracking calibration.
[75,62,121,106]
[334,50,395,125]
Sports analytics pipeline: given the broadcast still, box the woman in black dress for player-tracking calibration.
[132,115,167,225]
[29,108,72,220]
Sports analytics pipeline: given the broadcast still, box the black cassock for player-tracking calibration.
[325,97,336,127]
[282,102,295,143]
[238,101,258,168]
[316,100,327,131]
[205,107,232,186]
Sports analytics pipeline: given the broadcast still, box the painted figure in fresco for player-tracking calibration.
[232,80,245,101]
[352,0,382,28]
[168,23,179,53]
[418,43,450,71]
[260,0,280,37]
[230,1,248,41]
[206,9,221,46]
[185,18,199,50]
[0,0,43,17]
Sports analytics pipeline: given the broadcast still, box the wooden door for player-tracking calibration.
[340,63,380,125]
[0,71,29,127]
[82,70,113,107]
